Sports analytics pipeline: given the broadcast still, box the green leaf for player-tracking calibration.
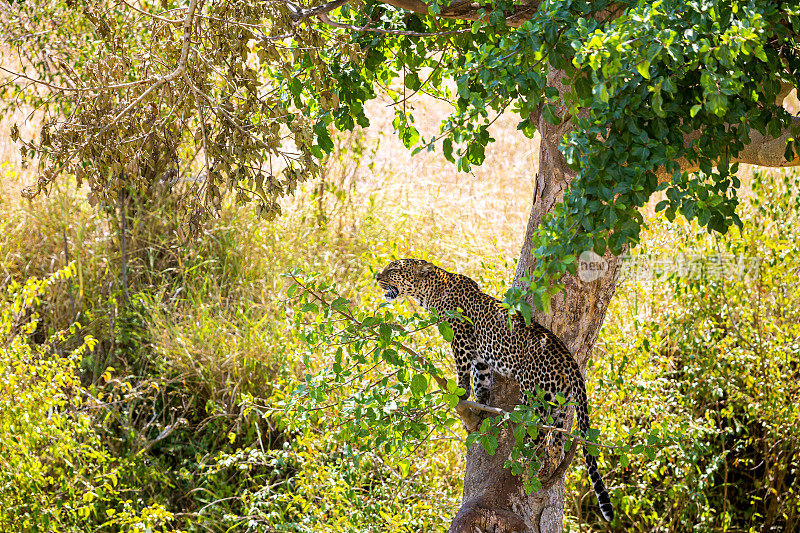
[575,76,592,100]
[636,59,651,80]
[286,283,298,297]
[481,434,498,455]
[379,323,392,344]
[331,297,349,312]
[593,236,607,256]
[519,301,533,325]
[707,93,728,117]
[404,72,421,91]
[443,137,454,162]
[540,292,551,315]
[446,378,458,394]
[513,423,525,444]
[300,303,318,314]
[411,374,428,397]
[651,90,665,118]
[438,321,454,342]
[444,392,460,408]
[466,431,482,447]
[784,139,795,162]
[542,104,560,125]
[398,458,411,477]
[382,348,400,365]
[524,476,542,495]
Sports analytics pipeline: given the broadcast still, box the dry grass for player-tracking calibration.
[358,96,538,277]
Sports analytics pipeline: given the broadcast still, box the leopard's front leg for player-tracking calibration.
[471,358,492,405]
[450,328,476,401]
[450,324,483,433]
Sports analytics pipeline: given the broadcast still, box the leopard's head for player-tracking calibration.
[375,259,440,304]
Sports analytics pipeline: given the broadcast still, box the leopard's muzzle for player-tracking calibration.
[383,285,399,301]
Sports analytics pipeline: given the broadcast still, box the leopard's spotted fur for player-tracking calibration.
[376,258,613,522]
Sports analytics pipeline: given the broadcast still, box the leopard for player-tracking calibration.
[376,258,614,522]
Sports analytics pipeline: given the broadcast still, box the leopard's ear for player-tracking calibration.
[418,261,436,276]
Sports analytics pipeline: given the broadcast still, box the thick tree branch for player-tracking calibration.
[285,0,351,20]
[656,115,800,183]
[377,0,542,23]
[286,0,543,24]
[736,116,800,168]
[317,12,471,36]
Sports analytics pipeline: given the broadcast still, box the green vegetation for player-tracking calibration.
[572,169,800,531]
[2,146,799,529]
[0,163,471,531]
[3,0,799,529]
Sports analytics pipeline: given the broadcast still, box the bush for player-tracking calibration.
[0,267,181,532]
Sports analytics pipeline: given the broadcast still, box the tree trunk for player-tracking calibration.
[449,68,624,533]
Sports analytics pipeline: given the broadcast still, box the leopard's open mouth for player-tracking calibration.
[383,285,399,300]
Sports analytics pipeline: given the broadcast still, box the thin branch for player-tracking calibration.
[0,65,154,93]
[317,12,471,36]
[375,0,541,25]
[138,418,186,454]
[116,0,186,25]
[280,0,542,25]
[284,0,351,20]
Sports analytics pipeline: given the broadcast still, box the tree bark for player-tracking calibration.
[449,68,624,533]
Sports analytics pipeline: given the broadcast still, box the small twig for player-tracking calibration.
[117,0,186,25]
[392,41,452,107]
[138,418,186,454]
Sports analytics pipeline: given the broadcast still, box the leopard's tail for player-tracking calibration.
[575,378,614,522]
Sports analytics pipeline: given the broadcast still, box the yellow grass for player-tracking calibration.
[359,96,538,273]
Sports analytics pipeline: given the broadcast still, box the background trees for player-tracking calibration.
[1,0,799,531]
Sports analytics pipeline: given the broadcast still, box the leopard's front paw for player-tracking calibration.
[455,403,482,433]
